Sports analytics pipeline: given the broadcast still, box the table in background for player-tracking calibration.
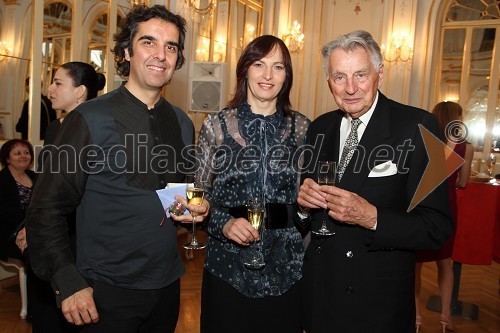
[427,180,500,319]
[453,180,500,265]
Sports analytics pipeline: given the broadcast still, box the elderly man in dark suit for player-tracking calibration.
[297,30,453,333]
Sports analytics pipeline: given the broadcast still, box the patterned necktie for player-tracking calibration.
[337,118,362,181]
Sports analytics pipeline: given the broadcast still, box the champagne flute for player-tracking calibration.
[487,153,496,178]
[183,184,206,250]
[241,197,265,269]
[313,161,336,236]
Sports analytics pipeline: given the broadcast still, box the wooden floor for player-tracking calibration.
[1,230,499,333]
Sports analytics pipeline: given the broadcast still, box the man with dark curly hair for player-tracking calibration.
[25,5,208,332]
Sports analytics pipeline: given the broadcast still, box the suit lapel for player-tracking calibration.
[319,111,343,163]
[338,93,393,192]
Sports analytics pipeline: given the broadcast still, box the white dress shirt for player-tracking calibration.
[338,92,379,163]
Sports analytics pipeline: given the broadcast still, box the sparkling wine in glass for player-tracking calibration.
[183,185,206,250]
[487,153,496,178]
[241,197,265,269]
[313,161,336,236]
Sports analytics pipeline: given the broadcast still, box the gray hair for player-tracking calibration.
[321,30,383,78]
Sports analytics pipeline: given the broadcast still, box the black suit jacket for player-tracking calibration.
[15,94,57,140]
[0,167,36,260]
[301,93,453,333]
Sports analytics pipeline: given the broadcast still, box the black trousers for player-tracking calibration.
[81,279,180,333]
[201,270,302,333]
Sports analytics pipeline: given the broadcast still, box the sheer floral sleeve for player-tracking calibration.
[196,113,232,242]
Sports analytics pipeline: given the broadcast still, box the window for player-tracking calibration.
[189,0,262,63]
[436,0,500,155]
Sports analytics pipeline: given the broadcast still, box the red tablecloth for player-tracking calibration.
[452,181,500,265]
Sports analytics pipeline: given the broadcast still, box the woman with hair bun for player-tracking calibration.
[18,62,105,333]
[43,61,106,146]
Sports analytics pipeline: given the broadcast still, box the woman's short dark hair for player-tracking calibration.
[113,5,187,77]
[0,139,34,167]
[60,62,106,100]
[227,35,293,115]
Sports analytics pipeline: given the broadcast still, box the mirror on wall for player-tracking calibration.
[88,12,109,72]
[464,28,496,152]
[194,6,212,62]
[88,12,124,75]
[230,0,262,66]
[41,2,72,97]
[439,28,464,103]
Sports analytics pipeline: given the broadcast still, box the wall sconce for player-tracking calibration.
[381,33,413,63]
[214,38,226,62]
[243,24,256,47]
[282,21,305,54]
[195,37,210,62]
[0,41,12,61]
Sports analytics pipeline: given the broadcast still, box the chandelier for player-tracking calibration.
[182,0,217,22]
[0,41,12,62]
[282,21,305,54]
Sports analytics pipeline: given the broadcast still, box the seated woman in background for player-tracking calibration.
[0,139,35,261]
[415,101,474,332]
[0,139,34,320]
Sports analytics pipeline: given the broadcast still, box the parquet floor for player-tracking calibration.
[1,230,499,333]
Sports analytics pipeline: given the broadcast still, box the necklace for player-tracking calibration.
[13,172,32,188]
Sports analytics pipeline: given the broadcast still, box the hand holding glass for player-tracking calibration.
[313,161,336,236]
[183,185,206,250]
[241,198,265,269]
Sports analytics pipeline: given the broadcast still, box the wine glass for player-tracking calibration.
[183,184,206,250]
[241,197,265,269]
[487,153,496,178]
[312,161,336,236]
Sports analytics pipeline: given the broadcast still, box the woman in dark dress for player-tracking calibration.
[196,35,310,333]
[415,101,474,332]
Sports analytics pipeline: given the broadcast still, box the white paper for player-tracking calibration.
[156,184,190,217]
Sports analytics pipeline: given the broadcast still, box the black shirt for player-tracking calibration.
[26,85,194,304]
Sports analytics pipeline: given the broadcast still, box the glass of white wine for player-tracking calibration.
[183,184,206,250]
[241,197,265,269]
[313,161,336,236]
[487,153,496,178]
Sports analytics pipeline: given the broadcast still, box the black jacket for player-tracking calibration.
[15,94,57,140]
[301,93,453,333]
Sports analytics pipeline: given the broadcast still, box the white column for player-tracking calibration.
[105,0,118,93]
[71,0,84,61]
[28,0,43,149]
